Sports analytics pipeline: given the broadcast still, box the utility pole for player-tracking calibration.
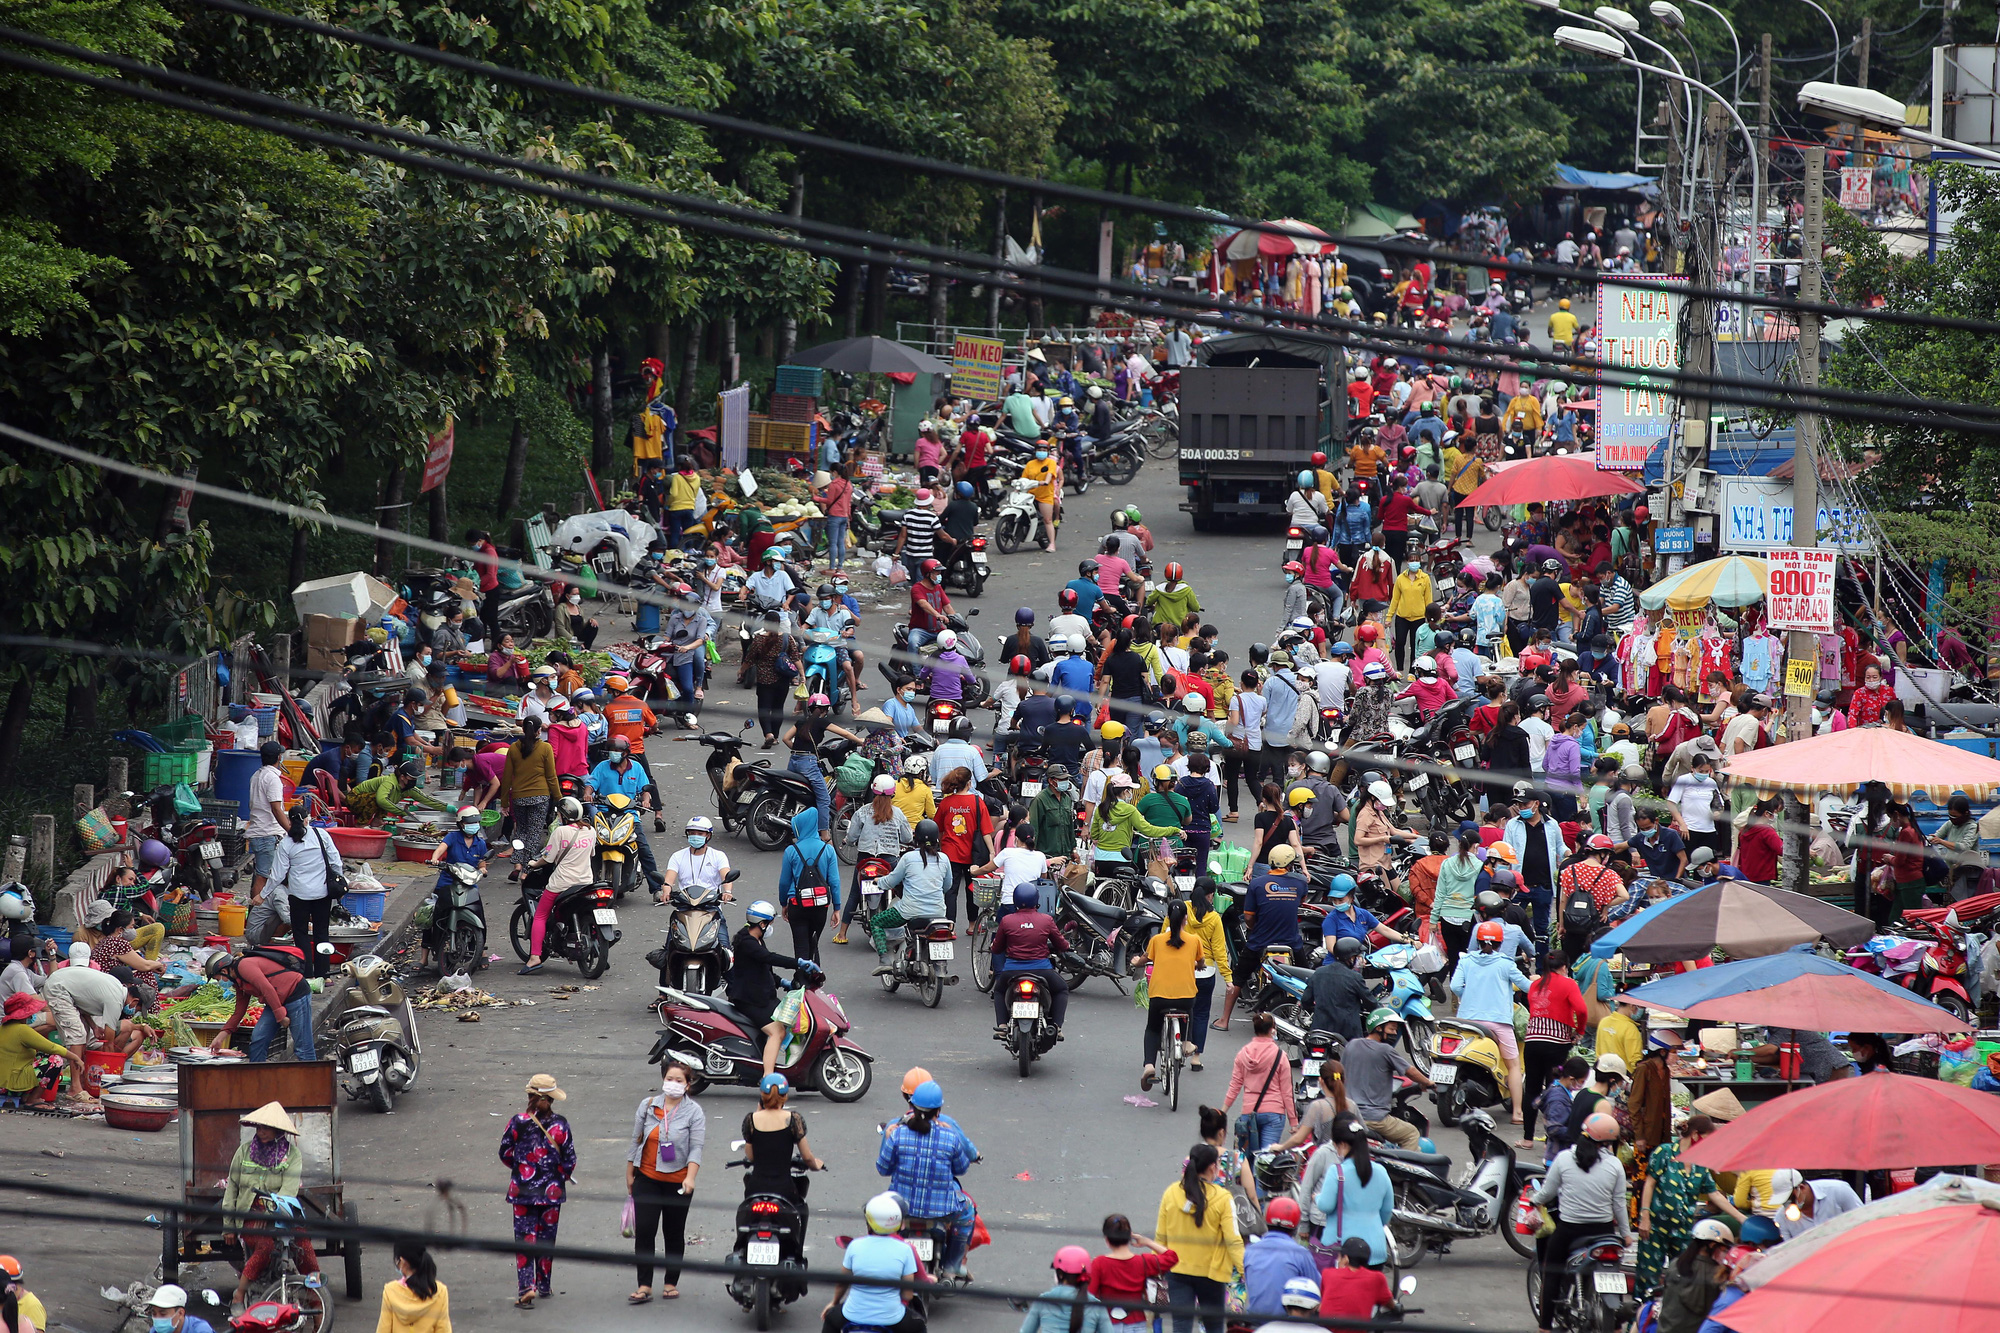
[1758,34,1773,182]
[1780,146,1826,894]
[1850,17,1874,162]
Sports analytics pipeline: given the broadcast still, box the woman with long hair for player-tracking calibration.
[377,1239,451,1331]
[1531,1113,1631,1333]
[1140,898,1204,1091]
[1520,950,1587,1152]
[1431,828,1483,967]
[933,766,994,926]
[1314,1113,1394,1265]
[741,1071,824,1209]
[1182,880,1232,1071]
[1152,1143,1242,1333]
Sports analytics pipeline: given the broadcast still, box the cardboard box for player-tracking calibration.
[303,614,365,671]
[292,572,398,623]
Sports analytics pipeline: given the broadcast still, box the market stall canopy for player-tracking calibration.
[1636,554,1769,610]
[1679,1072,2000,1171]
[1551,162,1658,191]
[1338,204,1423,240]
[788,335,950,376]
[1714,1196,2000,1333]
[1454,452,1645,507]
[1218,218,1332,261]
[1736,1174,2000,1293]
[1589,880,1874,962]
[1721,725,2000,802]
[1620,950,1973,1033]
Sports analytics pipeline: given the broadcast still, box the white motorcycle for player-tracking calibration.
[991,477,1055,554]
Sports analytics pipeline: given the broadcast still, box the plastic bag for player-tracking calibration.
[172,783,202,816]
[873,555,894,579]
[621,1195,635,1239]
[1938,1035,1980,1086]
[1207,841,1251,885]
[1410,940,1447,975]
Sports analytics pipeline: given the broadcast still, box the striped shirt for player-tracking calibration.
[899,508,938,559]
[1601,575,1637,632]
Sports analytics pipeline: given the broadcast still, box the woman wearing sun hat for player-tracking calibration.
[223,1101,319,1311]
[498,1074,576,1308]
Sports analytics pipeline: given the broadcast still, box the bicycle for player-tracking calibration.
[1159,1007,1187,1112]
[967,874,1003,992]
[231,1191,332,1333]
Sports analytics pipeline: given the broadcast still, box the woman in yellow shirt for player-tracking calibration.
[1141,899,1204,1090]
[892,762,936,831]
[1022,447,1061,553]
[1154,1141,1243,1314]
[1185,888,1232,1073]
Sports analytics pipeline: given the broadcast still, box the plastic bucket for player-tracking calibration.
[212,748,261,818]
[216,902,247,937]
[635,601,662,632]
[193,742,214,786]
[341,890,387,922]
[81,1048,128,1096]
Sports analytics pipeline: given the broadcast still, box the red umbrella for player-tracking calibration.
[1680,1071,2000,1171]
[1454,452,1646,507]
[1656,970,1972,1034]
[1711,1203,2000,1333]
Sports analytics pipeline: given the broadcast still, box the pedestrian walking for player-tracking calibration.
[1154,1144,1244,1333]
[498,1074,576,1308]
[498,717,559,875]
[376,1240,451,1332]
[626,1059,706,1303]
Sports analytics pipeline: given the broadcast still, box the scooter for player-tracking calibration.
[992,477,1054,554]
[997,967,1061,1075]
[1428,1018,1508,1127]
[494,581,555,639]
[649,973,873,1102]
[506,840,621,978]
[591,793,642,899]
[654,868,741,996]
[694,725,769,833]
[942,534,990,597]
[1384,1105,1542,1268]
[1845,916,1975,1023]
[1367,944,1437,1074]
[800,627,846,710]
[877,914,960,1009]
[428,861,488,976]
[878,612,988,705]
[723,1144,813,1330]
[741,735,860,853]
[1528,1230,1631,1333]
[334,954,420,1113]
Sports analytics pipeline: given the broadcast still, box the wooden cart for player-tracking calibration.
[163,1059,365,1301]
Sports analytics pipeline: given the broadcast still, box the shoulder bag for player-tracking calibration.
[1233,1051,1282,1154]
[314,827,349,898]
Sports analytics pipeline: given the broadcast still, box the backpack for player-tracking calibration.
[1560,882,1600,937]
[792,847,832,909]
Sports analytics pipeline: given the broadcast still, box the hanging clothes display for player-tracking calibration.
[1738,630,1779,694]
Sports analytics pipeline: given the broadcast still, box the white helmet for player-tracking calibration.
[903,754,929,776]
[936,629,958,652]
[1289,617,1314,632]
[1086,385,1104,400]
[558,796,585,821]
[1414,655,1437,676]
[685,815,714,834]
[0,891,27,922]
[1367,781,1396,806]
[865,1192,905,1234]
[1066,633,1088,654]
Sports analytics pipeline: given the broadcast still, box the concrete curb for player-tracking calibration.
[310,861,435,1046]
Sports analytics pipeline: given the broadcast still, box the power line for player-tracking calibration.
[176,0,2000,344]
[5,48,1999,438]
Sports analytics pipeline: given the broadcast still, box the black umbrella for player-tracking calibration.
[787,335,951,376]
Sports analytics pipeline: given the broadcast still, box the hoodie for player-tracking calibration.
[777,806,840,908]
[1449,948,1530,1024]
[376,1277,453,1333]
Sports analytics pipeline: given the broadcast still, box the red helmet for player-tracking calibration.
[1059,587,1078,609]
[1009,654,1033,676]
[920,557,943,578]
[1356,622,1381,643]
[1163,561,1183,583]
[1633,505,1650,522]
[1121,614,1138,629]
[1474,920,1505,945]
[1310,451,1328,467]
[1402,446,1417,457]
[1264,1197,1302,1231]
[1283,560,1305,575]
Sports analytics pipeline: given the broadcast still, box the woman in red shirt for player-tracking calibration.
[934,766,993,924]
[1085,1214,1177,1326]
[1887,803,1928,920]
[1374,474,1433,566]
[1520,952,1587,1152]
[1849,663,1896,727]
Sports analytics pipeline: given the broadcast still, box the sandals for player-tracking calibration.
[831,930,849,945]
[627,1289,652,1305]
[1140,1065,1157,1091]
[514,1293,535,1309]
[661,1286,680,1299]
[1223,812,1239,823]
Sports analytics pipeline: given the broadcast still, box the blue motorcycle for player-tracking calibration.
[1367,943,1437,1075]
[800,627,845,708]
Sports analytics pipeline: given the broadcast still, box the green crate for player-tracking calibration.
[151,713,209,748]
[141,747,200,788]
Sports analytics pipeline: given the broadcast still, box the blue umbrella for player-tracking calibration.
[1619,949,1944,1013]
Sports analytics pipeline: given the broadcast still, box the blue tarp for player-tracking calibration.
[1552,163,1657,190]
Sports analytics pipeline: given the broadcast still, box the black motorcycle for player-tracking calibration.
[1087,431,1147,486]
[506,839,620,978]
[741,735,858,853]
[877,611,988,706]
[695,725,768,834]
[998,966,1061,1076]
[652,868,740,996]
[723,1148,814,1330]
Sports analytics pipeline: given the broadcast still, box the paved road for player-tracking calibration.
[19,457,1540,1333]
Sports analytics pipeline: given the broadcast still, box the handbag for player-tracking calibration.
[1233,1052,1282,1153]
[315,827,350,898]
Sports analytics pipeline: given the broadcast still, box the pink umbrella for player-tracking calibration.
[1680,1071,2000,1170]
[1722,725,2000,801]
[1219,219,1331,261]
[1455,453,1646,507]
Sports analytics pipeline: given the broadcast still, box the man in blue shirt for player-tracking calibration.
[1320,873,1403,949]
[1243,1198,1321,1318]
[1049,640,1096,694]
[1064,566,1105,620]
[884,682,922,737]
[1242,846,1308,973]
[586,738,662,892]
[876,1081,978,1274]
[927,731,989,788]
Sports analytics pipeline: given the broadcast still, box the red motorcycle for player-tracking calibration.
[1844,917,1974,1023]
[649,972,873,1102]
[852,854,898,927]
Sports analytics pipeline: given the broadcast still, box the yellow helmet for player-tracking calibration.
[1288,786,1314,808]
[1558,299,1571,310]
[1152,764,1175,784]
[1058,396,1075,408]
[1101,720,1127,740]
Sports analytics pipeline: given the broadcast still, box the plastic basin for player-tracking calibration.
[101,1093,177,1131]
[327,827,390,859]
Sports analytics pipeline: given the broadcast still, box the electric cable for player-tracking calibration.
[167,0,2000,344]
[3,44,1997,439]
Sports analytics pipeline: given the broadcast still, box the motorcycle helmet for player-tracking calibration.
[1361,662,1388,681]
[1248,642,1269,665]
[955,480,975,498]
[609,735,631,755]
[1058,587,1078,610]
[1558,298,1571,310]
[1329,640,1353,656]
[903,754,928,776]
[1264,1197,1303,1231]
[900,1066,933,1096]
[920,557,944,581]
[1101,720,1126,740]
[1475,890,1507,913]
[1583,1112,1621,1142]
[865,1192,905,1235]
[1145,710,1168,732]
[1297,470,1314,488]
[604,674,629,693]
[1078,559,1099,579]
[1125,506,1142,523]
[1355,622,1380,643]
[1087,385,1104,400]
[1051,1244,1091,1277]
[395,761,422,785]
[1015,883,1041,912]
[1055,692,1078,715]
[686,815,715,834]
[1474,920,1505,946]
[1162,561,1183,583]
[138,839,173,871]
[1367,1007,1401,1035]
[1151,764,1175,786]
[1413,655,1437,676]
[746,900,778,923]
[1541,558,1563,574]
[1306,750,1330,774]
[572,688,594,703]
[760,1072,790,1096]
[807,692,832,709]
[1527,693,1550,712]
[914,818,941,848]
[1283,560,1304,575]
[936,629,958,652]
[1015,606,1035,626]
[1333,935,1366,962]
[1690,1218,1733,1245]
[1288,788,1313,809]
[1110,510,1129,529]
[1739,1216,1781,1247]
[1434,630,1456,648]
[0,892,27,922]
[816,583,836,601]
[1329,873,1357,898]
[1009,654,1032,676]
[1288,616,1314,634]
[910,1079,945,1110]
[558,796,584,821]
[1181,693,1205,714]
[1310,451,1328,468]
[870,774,896,796]
[1065,633,1089,653]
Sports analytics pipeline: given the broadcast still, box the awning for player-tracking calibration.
[1551,163,1657,190]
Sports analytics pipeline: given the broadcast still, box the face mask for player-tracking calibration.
[1287,765,1304,779]
[567,594,580,605]
[834,584,848,595]
[153,1320,175,1333]
[703,557,717,567]
[418,652,432,664]
[820,599,833,610]
[929,573,942,584]
[459,821,479,834]
[901,690,916,703]
[661,1079,687,1098]
[1035,450,1049,460]
[1284,573,1297,584]
[687,835,707,849]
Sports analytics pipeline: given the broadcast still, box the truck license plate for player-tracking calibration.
[1240,491,1261,506]
[747,1241,780,1266]
[1432,1064,1458,1084]
[1012,1001,1040,1019]
[199,842,224,862]
[1593,1272,1628,1294]
[349,1048,380,1073]
[593,908,619,925]
[928,942,955,961]
[907,1236,934,1261]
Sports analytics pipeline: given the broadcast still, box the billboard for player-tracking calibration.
[1595,277,1685,471]
[951,335,1005,399]
[1766,548,1838,635]
[1717,476,1875,554]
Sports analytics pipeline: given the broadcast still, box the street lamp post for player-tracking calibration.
[1795,0,1842,82]
[1798,80,2000,165]
[1671,0,1745,107]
